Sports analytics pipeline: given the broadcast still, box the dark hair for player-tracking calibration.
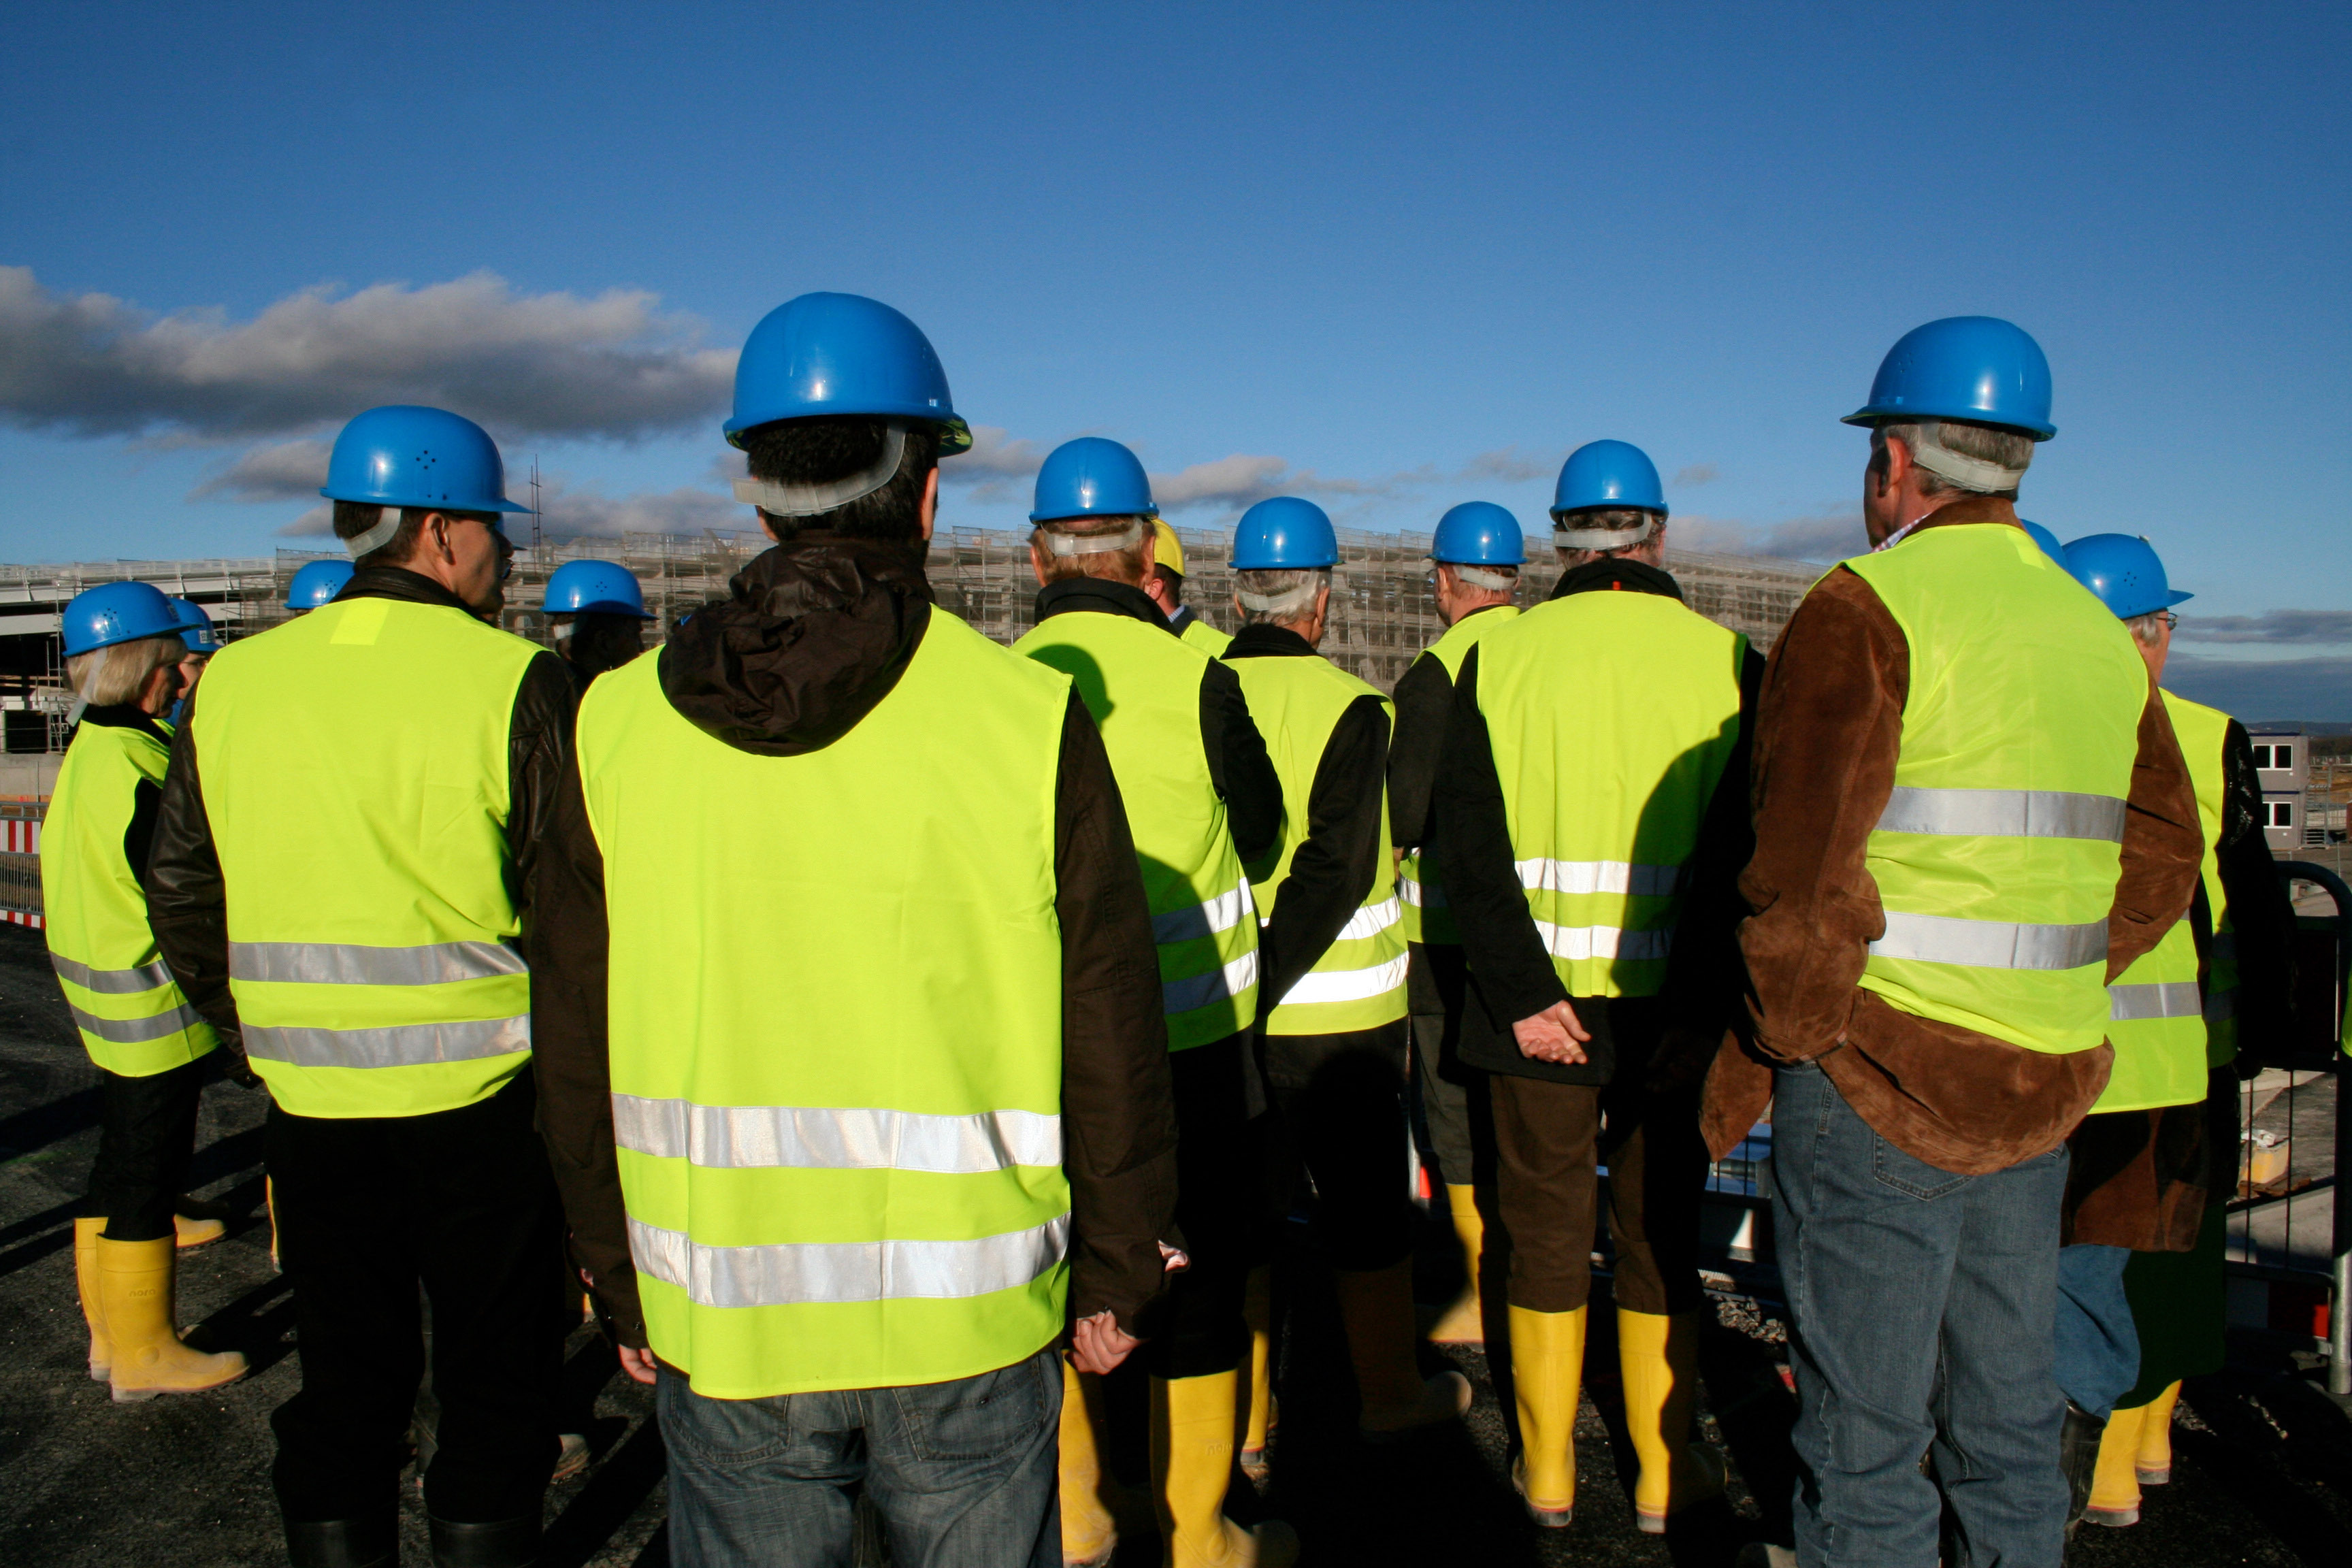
[738,416,942,542]
[1156,564,1186,604]
[330,501,502,569]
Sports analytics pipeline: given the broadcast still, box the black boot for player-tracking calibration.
[286,1515,399,1568]
[428,1513,540,1568]
[2060,1400,2107,1538]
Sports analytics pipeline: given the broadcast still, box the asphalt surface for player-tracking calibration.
[2,917,2349,1565]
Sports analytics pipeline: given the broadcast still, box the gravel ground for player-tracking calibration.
[2,917,2348,1565]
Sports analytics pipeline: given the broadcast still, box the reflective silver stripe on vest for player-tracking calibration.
[1516,859,1686,897]
[2204,987,2237,1024]
[52,954,176,995]
[1396,872,1448,911]
[1869,911,2108,970]
[1164,951,1260,1016]
[2109,981,2203,1021]
[241,1015,531,1068]
[1279,951,1409,1007]
[611,1094,1062,1173]
[70,1002,204,1044]
[1150,883,1254,946]
[1531,922,1673,962]
[230,941,527,986]
[627,1212,1070,1308]
[1874,787,2127,843]
[1335,897,1401,942]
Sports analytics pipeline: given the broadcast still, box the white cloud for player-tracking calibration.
[0,265,733,444]
[1666,508,1865,564]
[1673,463,1720,487]
[276,472,740,540]
[2176,610,2352,647]
[191,438,331,502]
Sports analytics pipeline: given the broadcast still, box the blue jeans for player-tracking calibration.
[1771,1062,2071,1567]
[2053,1243,2138,1418]
[657,1346,1063,1568]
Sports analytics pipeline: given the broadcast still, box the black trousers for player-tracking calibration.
[1260,1019,1415,1273]
[1137,1033,1269,1379]
[267,1072,565,1526]
[87,1056,208,1242]
[1406,942,1489,1190]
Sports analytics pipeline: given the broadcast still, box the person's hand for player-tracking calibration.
[1071,1311,1142,1375]
[1513,1000,1590,1065]
[617,1345,658,1386]
[1160,1241,1191,1275]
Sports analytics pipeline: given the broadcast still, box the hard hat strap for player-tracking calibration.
[1041,519,1148,557]
[1552,517,1656,551]
[1446,564,1518,591]
[1237,583,1323,616]
[1907,434,2027,494]
[342,506,404,557]
[732,425,908,519]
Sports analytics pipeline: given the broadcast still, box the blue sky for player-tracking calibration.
[4,1,2347,713]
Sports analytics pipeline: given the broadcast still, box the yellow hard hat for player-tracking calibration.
[1150,518,1186,577]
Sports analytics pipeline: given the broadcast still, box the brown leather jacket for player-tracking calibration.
[1703,499,2204,1176]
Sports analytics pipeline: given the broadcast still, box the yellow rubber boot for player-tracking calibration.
[1618,1309,1726,1531]
[1059,1361,1120,1568]
[1152,1371,1298,1567]
[266,1175,280,1272]
[2134,1381,2181,1484]
[1426,1186,1487,1345]
[2084,1401,2146,1527]
[74,1218,111,1383]
[97,1236,248,1403]
[1508,1305,1585,1527]
[1336,1259,1471,1439]
[173,1212,226,1249]
[1239,1265,1276,1480]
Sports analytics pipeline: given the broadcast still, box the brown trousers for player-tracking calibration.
[1488,1074,1708,1316]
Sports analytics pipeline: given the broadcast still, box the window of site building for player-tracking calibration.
[2267,802,2296,828]
[2253,744,2295,770]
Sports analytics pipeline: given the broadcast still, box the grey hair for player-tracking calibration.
[2123,610,2170,647]
[65,634,183,706]
[1876,420,2035,497]
[1552,508,1659,564]
[1029,516,1153,586]
[1235,568,1330,626]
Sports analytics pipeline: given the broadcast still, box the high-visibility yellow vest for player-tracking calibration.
[1180,617,1232,657]
[192,596,542,1118]
[1844,526,2148,1055]
[42,717,217,1077]
[1399,605,1520,947]
[581,612,1074,1399]
[1475,594,1743,998]
[1015,610,1258,1049]
[2162,690,2238,1066]
[1226,653,1407,1035]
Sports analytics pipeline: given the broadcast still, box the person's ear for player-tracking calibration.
[919,466,940,542]
[1029,542,1050,588]
[1876,436,1910,496]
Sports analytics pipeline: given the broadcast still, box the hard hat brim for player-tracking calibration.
[545,602,657,619]
[316,487,532,514]
[1842,404,2057,441]
[723,411,973,456]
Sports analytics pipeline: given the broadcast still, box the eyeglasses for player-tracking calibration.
[2160,611,2178,630]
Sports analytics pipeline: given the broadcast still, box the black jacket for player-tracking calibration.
[1387,602,1516,862]
[2213,718,2298,1052]
[1223,624,1392,1022]
[148,568,575,1077]
[1435,558,1765,1085]
[532,536,1181,1348]
[1031,577,1283,860]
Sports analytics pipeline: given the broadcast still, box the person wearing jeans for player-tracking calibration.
[1705,318,2202,1565]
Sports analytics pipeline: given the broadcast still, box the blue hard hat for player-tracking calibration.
[2061,534,2193,622]
[1030,438,1158,523]
[168,597,220,655]
[542,559,652,619]
[285,559,355,610]
[1231,497,1339,570]
[2019,519,2065,563]
[320,405,528,514]
[61,582,182,658]
[725,293,973,455]
[1552,440,1667,519]
[1844,316,2057,440]
[1430,502,1526,566]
